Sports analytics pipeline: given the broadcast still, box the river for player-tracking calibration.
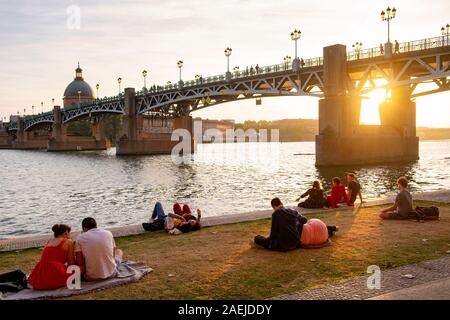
[1,140,449,239]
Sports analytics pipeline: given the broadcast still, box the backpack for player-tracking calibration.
[0,270,28,293]
[414,206,440,221]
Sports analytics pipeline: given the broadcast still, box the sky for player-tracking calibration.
[0,0,449,127]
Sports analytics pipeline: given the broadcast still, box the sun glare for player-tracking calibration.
[359,89,387,125]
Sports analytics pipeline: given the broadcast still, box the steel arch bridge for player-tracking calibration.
[5,35,450,132]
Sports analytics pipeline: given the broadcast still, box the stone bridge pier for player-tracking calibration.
[116,88,195,155]
[47,106,110,152]
[315,44,419,166]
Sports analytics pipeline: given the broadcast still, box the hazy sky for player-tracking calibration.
[0,0,449,126]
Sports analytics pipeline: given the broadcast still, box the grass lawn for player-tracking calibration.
[1,200,449,300]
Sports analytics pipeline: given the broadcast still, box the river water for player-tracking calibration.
[1,140,449,239]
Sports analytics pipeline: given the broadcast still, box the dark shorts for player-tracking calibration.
[388,211,410,220]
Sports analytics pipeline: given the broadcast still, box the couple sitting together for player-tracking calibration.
[142,202,202,235]
[296,174,363,209]
[253,197,338,251]
[28,217,123,290]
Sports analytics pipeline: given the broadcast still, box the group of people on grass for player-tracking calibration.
[25,175,414,289]
[253,175,415,251]
[26,202,202,290]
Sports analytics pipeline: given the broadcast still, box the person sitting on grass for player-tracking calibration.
[28,224,75,290]
[296,180,324,208]
[253,197,306,251]
[325,177,350,208]
[379,176,413,220]
[75,217,123,281]
[252,198,339,251]
[143,202,202,235]
[346,173,364,205]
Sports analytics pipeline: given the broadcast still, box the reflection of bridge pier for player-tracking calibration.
[47,106,110,152]
[116,88,194,155]
[315,44,419,166]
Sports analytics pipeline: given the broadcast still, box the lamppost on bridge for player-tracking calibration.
[224,47,232,81]
[52,98,54,107]
[352,42,363,59]
[195,74,202,84]
[283,55,292,71]
[177,61,184,87]
[291,29,301,71]
[77,90,82,106]
[41,101,43,114]
[381,6,396,57]
[32,105,34,116]
[23,108,26,117]
[96,84,99,99]
[441,24,450,46]
[142,70,148,91]
[117,77,122,95]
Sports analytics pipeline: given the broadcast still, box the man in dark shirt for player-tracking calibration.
[346,173,363,205]
[253,198,306,251]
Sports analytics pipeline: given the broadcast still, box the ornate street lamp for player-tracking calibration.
[142,70,148,89]
[95,84,99,99]
[77,90,82,105]
[117,77,122,94]
[352,42,363,59]
[441,24,450,46]
[41,101,43,114]
[52,98,54,107]
[195,74,202,83]
[290,29,301,59]
[224,47,232,81]
[224,47,232,71]
[177,60,183,85]
[32,105,34,115]
[381,6,396,43]
[283,55,292,70]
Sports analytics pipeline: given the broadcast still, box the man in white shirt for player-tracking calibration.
[75,217,123,281]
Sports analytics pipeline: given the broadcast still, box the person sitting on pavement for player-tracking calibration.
[325,177,350,208]
[346,173,364,205]
[296,180,325,209]
[379,176,414,220]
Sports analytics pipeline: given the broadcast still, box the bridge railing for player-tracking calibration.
[346,35,449,61]
[398,36,448,53]
[136,56,325,96]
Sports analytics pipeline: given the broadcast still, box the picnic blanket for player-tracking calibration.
[1,261,152,300]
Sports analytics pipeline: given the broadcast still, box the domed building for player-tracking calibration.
[63,63,95,107]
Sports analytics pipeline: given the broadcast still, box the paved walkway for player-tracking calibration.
[272,256,450,300]
[1,190,449,252]
[369,277,450,300]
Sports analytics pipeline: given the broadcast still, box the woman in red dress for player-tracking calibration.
[28,224,75,290]
[325,177,350,208]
